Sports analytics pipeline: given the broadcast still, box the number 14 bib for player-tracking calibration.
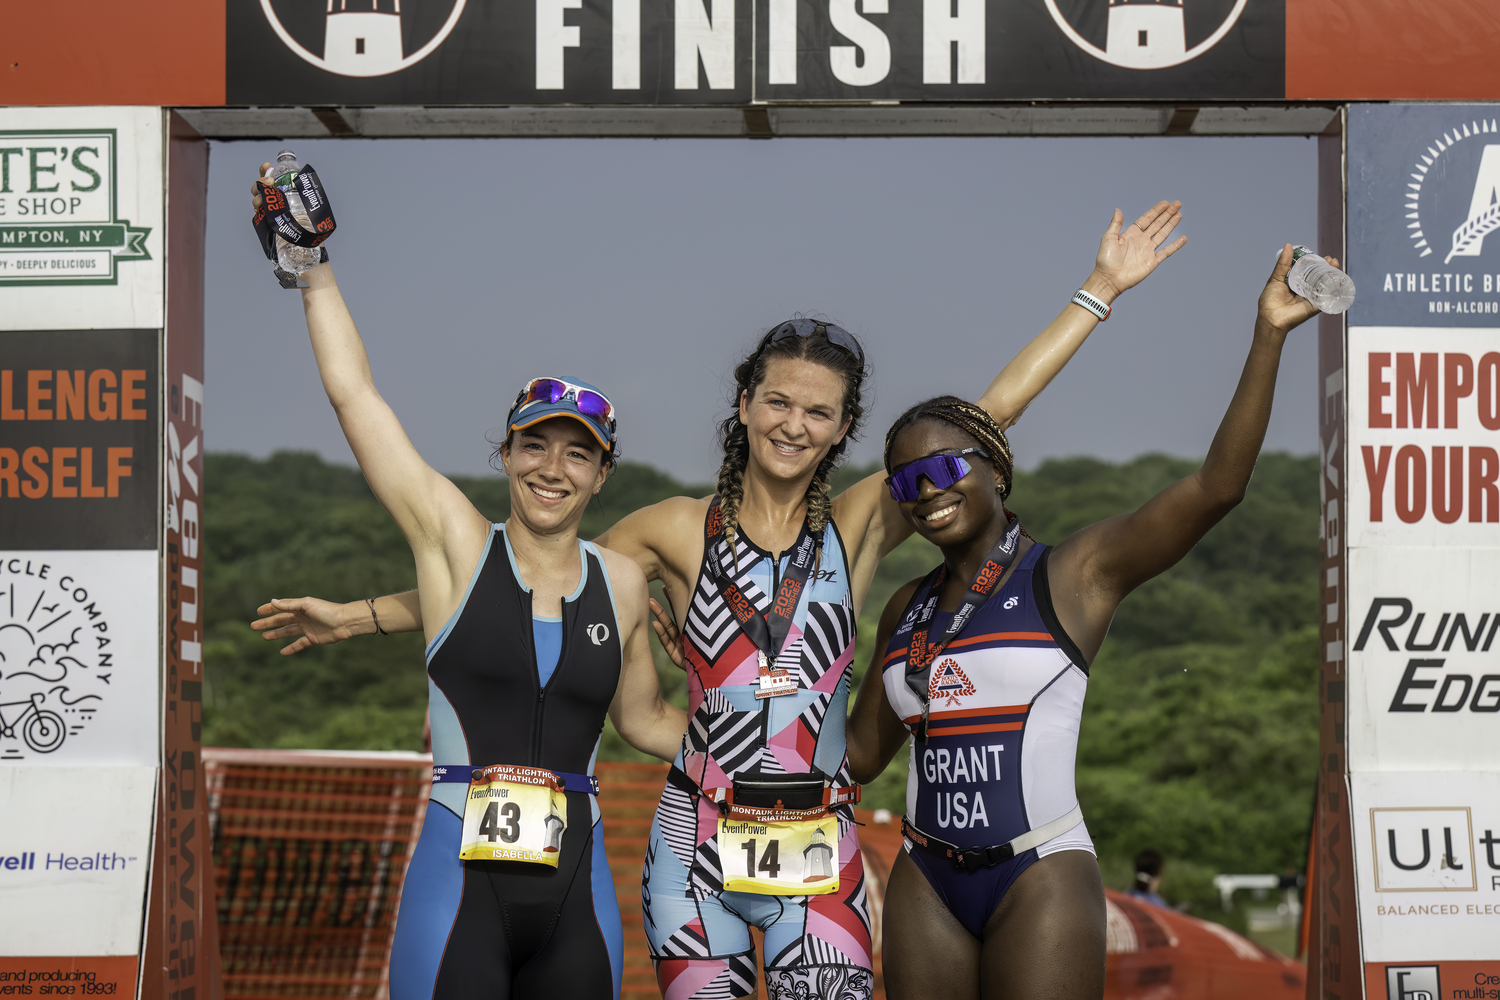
[718,804,839,896]
[460,764,568,865]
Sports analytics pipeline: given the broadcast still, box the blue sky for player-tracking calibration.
[206,135,1319,482]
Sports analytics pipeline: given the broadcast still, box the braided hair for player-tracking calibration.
[883,395,1028,531]
[715,324,869,551]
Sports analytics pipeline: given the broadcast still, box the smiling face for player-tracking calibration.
[886,419,1008,548]
[738,357,854,485]
[499,417,610,534]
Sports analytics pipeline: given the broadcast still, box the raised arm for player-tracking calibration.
[834,201,1187,609]
[846,580,923,784]
[1046,244,1326,664]
[603,552,689,762]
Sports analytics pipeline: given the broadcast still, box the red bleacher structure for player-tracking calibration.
[205,750,1305,1000]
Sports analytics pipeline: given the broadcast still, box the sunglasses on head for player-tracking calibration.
[769,319,865,363]
[885,448,991,503]
[512,377,616,424]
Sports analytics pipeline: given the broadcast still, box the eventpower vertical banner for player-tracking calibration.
[0,107,215,1000]
[1342,103,1500,1000]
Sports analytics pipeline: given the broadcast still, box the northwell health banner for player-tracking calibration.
[0,106,214,1000]
[1341,104,1500,999]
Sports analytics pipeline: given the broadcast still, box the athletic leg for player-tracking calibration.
[512,821,617,999]
[881,850,980,1000]
[759,817,874,1000]
[429,862,516,1000]
[979,850,1106,1000]
[389,805,467,1000]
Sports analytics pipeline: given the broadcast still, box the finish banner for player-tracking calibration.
[226,0,1283,105]
[1344,103,1500,990]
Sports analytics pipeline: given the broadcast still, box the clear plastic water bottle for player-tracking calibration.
[1286,245,1355,314]
[266,149,321,274]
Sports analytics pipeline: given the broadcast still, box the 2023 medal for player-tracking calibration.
[460,764,568,865]
[718,804,839,896]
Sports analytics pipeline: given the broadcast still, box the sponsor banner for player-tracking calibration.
[1365,960,1500,1000]
[0,330,159,551]
[0,552,161,768]
[226,0,1282,105]
[0,108,162,330]
[1346,327,1500,550]
[0,766,156,956]
[1349,105,1500,329]
[1350,770,1500,963]
[0,956,139,998]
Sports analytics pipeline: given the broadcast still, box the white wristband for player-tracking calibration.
[1071,288,1111,321]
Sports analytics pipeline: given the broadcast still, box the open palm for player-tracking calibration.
[1094,200,1187,295]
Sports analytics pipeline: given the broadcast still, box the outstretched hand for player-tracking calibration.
[649,598,687,672]
[252,597,363,656]
[249,161,273,213]
[1093,201,1187,297]
[1259,244,1332,335]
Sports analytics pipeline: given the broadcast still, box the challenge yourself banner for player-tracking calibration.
[226,0,1284,105]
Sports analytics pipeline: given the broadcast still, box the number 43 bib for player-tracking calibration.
[718,804,839,896]
[460,764,568,865]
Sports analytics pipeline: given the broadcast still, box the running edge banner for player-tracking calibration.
[1336,104,1500,994]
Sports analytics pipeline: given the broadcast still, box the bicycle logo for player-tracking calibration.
[0,691,66,753]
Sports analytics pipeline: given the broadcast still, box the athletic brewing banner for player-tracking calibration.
[226,0,1283,105]
[1343,104,1500,997]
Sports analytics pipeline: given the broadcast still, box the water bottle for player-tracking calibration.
[1286,245,1355,314]
[265,149,321,275]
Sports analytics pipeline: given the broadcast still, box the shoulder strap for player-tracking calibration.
[1031,546,1090,675]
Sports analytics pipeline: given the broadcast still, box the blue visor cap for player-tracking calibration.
[506,376,617,453]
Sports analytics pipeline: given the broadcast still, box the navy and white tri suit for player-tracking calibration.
[880,543,1094,938]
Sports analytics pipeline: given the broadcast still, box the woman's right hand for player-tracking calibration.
[252,597,369,656]
[249,161,273,213]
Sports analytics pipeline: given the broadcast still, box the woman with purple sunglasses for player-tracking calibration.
[253,200,1186,1000]
[845,245,1332,1000]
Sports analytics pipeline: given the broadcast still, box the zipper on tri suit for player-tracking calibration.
[530,591,573,768]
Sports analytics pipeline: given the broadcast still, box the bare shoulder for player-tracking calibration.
[596,543,650,605]
[879,577,925,635]
[607,494,709,541]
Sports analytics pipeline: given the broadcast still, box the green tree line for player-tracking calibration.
[202,449,1319,923]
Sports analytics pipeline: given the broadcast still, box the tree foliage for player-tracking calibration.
[203,449,1320,903]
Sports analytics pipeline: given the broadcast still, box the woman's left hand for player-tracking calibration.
[1092,200,1187,297]
[1258,243,1331,335]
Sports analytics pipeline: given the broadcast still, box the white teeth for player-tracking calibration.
[923,504,958,522]
[531,485,566,499]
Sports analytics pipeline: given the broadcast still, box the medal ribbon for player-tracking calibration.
[900,515,1024,740]
[252,164,338,262]
[704,497,823,669]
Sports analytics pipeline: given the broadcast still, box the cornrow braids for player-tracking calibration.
[883,395,1028,531]
[715,321,869,557]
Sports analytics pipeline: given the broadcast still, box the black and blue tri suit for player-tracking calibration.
[389,525,626,1000]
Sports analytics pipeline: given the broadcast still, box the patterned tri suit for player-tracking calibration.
[643,501,874,1000]
[880,542,1094,939]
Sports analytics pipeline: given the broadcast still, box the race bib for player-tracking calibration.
[459,764,568,865]
[717,805,840,896]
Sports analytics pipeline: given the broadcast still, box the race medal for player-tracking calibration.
[717,804,839,896]
[754,650,798,700]
[459,764,568,865]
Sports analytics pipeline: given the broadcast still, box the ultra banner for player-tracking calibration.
[227,0,1283,105]
[1343,103,1500,997]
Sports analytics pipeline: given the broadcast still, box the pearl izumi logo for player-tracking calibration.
[1042,0,1249,70]
[0,130,150,286]
[260,0,468,77]
[0,560,114,760]
[1401,117,1500,262]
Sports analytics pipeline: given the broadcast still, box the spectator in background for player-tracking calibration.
[1129,848,1169,908]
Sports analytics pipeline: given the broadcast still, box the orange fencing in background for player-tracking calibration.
[206,750,1304,1000]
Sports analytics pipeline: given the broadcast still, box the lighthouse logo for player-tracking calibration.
[1043,0,1250,70]
[260,0,468,78]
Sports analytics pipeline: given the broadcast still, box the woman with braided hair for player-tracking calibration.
[846,245,1333,1000]
[253,201,1186,1000]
